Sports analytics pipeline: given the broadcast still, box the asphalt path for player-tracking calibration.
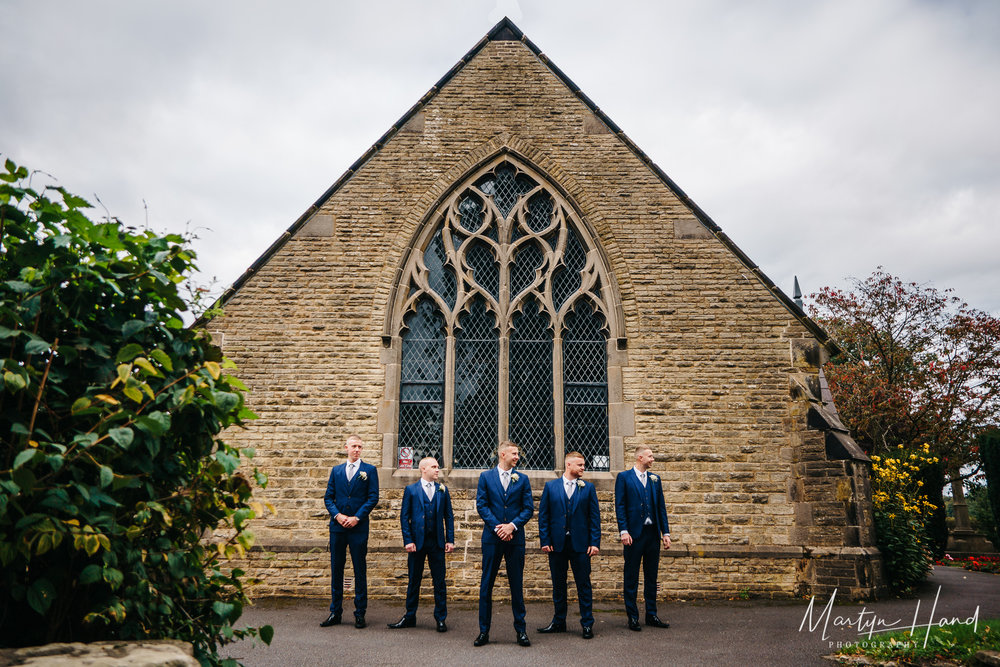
[223,567,1000,666]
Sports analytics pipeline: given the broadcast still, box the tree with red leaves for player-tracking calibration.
[811,268,1000,472]
[811,269,1000,556]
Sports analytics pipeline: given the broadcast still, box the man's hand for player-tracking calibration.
[445,542,455,553]
[343,516,360,529]
[662,534,671,549]
[495,523,515,541]
[620,531,632,546]
[335,513,350,528]
[541,545,554,553]
[404,542,417,553]
[586,546,599,557]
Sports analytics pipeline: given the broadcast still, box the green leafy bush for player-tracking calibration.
[0,157,272,665]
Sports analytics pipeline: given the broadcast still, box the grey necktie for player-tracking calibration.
[425,482,434,501]
[501,470,510,491]
[565,479,574,499]
[347,462,356,481]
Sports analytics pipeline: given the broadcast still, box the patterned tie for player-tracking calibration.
[501,470,510,491]
[565,479,574,499]
[348,462,356,482]
[425,482,434,501]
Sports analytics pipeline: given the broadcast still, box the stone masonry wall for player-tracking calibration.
[210,36,882,600]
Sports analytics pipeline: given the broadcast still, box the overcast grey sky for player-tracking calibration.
[2,0,998,316]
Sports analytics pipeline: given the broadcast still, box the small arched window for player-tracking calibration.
[390,158,619,471]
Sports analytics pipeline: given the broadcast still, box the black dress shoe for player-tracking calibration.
[320,612,341,627]
[436,620,447,632]
[516,631,531,647]
[354,615,367,629]
[537,621,566,633]
[582,626,594,639]
[387,616,415,629]
[627,617,642,631]
[645,614,669,628]
[473,632,489,646]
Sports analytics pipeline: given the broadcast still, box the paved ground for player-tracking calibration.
[223,567,1000,666]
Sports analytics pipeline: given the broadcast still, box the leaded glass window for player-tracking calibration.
[564,301,609,470]
[454,298,499,468]
[509,299,554,470]
[391,157,619,471]
[398,299,446,464]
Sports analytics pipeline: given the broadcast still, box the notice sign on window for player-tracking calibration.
[398,446,413,469]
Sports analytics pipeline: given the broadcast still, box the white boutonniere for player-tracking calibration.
[358,471,368,481]
[510,472,520,483]
[649,474,658,483]
[576,479,585,489]
[438,483,446,493]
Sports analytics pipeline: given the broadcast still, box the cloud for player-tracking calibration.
[2,0,998,315]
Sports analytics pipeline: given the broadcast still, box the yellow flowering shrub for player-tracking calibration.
[870,444,938,593]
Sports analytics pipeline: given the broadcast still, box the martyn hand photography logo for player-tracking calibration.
[798,587,980,648]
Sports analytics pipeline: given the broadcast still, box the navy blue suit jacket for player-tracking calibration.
[614,469,669,537]
[400,480,455,551]
[476,468,533,545]
[324,460,379,536]
[538,477,601,553]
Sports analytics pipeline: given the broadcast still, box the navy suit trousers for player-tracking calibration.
[623,524,660,619]
[329,529,368,616]
[404,540,447,621]
[547,546,594,628]
[479,540,526,633]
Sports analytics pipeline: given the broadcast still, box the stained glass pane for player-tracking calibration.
[453,298,499,469]
[424,229,456,309]
[510,242,544,298]
[458,193,484,233]
[552,228,587,309]
[509,299,554,470]
[476,163,537,219]
[399,299,446,465]
[563,301,609,470]
[466,240,499,301]
[526,192,553,233]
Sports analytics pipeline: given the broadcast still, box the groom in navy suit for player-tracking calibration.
[537,451,601,639]
[387,456,455,632]
[473,441,534,648]
[321,435,380,629]
[614,445,671,631]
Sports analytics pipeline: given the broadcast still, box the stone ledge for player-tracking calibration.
[0,640,197,667]
[247,542,879,561]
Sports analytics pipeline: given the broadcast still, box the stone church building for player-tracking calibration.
[209,19,883,601]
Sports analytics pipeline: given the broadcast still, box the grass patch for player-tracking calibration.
[836,617,1000,665]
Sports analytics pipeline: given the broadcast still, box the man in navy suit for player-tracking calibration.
[537,451,601,639]
[321,435,380,629]
[387,456,455,632]
[473,441,534,648]
[614,445,671,631]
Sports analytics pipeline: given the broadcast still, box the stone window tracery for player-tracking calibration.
[389,157,620,471]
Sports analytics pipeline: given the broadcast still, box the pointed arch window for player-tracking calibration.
[390,158,620,471]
